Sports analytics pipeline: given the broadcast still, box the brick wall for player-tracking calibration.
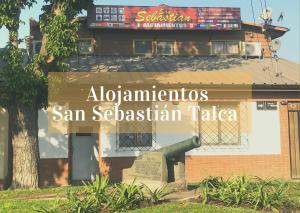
[244,25,272,57]
[99,157,136,183]
[39,158,69,187]
[0,160,69,188]
[185,104,291,183]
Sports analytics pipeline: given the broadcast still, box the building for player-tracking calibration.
[0,4,299,188]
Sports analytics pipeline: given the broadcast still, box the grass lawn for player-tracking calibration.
[0,200,259,213]
[129,203,258,213]
[0,181,299,212]
[0,186,82,200]
[0,186,80,213]
[0,200,65,213]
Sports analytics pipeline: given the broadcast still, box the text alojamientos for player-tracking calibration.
[51,85,238,122]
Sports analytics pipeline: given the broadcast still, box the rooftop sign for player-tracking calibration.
[87,5,241,30]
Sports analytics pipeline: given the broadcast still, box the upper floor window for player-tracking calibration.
[157,41,175,55]
[78,39,94,55]
[211,41,240,55]
[133,40,153,55]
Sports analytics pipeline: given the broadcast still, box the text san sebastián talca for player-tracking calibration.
[51,85,238,122]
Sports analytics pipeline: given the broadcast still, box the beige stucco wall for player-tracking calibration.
[0,107,8,179]
[100,102,281,157]
[38,109,69,159]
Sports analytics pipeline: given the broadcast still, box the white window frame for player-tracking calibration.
[78,38,94,55]
[133,39,154,55]
[156,40,175,56]
[211,40,241,56]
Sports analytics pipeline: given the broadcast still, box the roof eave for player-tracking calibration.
[242,22,289,39]
[252,84,300,90]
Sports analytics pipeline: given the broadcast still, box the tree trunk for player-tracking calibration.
[8,103,40,189]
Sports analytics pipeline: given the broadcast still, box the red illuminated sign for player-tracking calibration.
[88,5,241,30]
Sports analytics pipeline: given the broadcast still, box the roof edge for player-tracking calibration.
[242,21,290,32]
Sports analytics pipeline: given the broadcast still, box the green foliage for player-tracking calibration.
[0,0,92,109]
[33,207,55,213]
[0,200,259,213]
[108,180,145,212]
[33,199,63,213]
[82,175,110,208]
[197,176,297,211]
[129,203,258,213]
[38,0,94,72]
[66,176,146,212]
[144,184,173,204]
[67,190,97,213]
[0,45,47,107]
[0,0,36,30]
[41,0,93,20]
[40,15,79,61]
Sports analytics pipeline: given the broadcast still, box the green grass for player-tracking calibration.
[0,186,83,200]
[129,203,259,213]
[0,200,259,213]
[0,186,82,213]
[0,200,64,213]
[0,181,299,212]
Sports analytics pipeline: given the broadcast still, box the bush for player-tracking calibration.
[83,175,110,209]
[107,180,144,212]
[197,176,297,211]
[144,184,173,204]
[65,176,145,212]
[67,191,97,213]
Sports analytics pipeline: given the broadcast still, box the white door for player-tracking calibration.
[71,133,99,181]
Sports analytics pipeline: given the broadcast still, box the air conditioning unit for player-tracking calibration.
[241,42,262,57]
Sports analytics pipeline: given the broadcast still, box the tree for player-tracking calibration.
[0,0,93,189]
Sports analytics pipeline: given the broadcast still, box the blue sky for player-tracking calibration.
[0,0,299,63]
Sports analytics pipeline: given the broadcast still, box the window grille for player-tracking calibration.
[199,103,242,146]
[78,39,93,55]
[211,41,240,55]
[157,41,175,55]
[116,102,156,151]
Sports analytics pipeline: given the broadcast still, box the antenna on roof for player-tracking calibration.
[277,12,284,22]
[260,7,273,25]
[269,38,282,76]
[270,39,281,52]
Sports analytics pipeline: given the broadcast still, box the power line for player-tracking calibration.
[251,0,256,23]
[259,0,263,11]
[264,0,267,8]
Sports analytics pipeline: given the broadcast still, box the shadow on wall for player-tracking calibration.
[38,109,68,158]
[100,154,136,184]
[0,126,6,180]
[39,159,69,187]
[0,108,8,182]
[67,56,243,72]
[38,110,69,186]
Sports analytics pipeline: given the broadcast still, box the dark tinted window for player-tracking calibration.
[134,40,153,55]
